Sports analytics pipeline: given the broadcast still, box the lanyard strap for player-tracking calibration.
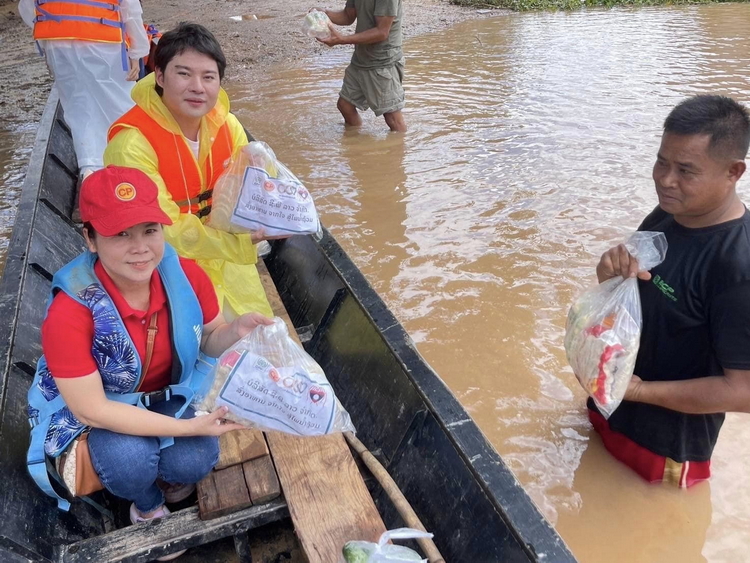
[138,312,159,389]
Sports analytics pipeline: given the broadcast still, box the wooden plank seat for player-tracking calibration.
[60,500,289,562]
[196,261,387,562]
[197,430,281,520]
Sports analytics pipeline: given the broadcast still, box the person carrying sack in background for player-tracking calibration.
[26,166,273,560]
[19,0,150,177]
[314,0,407,132]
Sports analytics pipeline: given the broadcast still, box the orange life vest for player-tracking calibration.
[142,23,161,73]
[108,106,234,218]
[33,0,125,44]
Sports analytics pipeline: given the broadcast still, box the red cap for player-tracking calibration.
[79,166,173,236]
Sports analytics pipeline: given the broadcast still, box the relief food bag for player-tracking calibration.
[302,9,331,39]
[341,529,434,563]
[564,231,667,418]
[208,141,321,237]
[194,318,355,435]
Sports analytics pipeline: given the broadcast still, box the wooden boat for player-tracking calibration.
[0,91,577,562]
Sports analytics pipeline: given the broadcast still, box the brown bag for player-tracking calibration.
[58,431,104,497]
[58,312,159,497]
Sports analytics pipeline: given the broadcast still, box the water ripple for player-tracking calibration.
[230,5,750,561]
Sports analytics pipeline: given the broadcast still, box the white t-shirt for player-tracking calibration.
[185,137,200,159]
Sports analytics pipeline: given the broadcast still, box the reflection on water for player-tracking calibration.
[231,4,750,561]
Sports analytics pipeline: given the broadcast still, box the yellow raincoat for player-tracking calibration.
[104,73,272,318]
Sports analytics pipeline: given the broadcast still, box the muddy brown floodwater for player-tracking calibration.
[2,2,750,563]
[227,4,750,562]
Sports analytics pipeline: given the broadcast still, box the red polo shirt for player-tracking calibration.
[41,258,220,392]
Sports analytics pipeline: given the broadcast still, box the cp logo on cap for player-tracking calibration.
[115,183,137,201]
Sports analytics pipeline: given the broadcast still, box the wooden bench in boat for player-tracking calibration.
[197,428,280,520]
[198,261,387,562]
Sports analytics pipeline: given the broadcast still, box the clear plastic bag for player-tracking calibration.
[208,141,321,237]
[302,9,331,39]
[564,232,667,418]
[341,528,434,563]
[194,318,355,435]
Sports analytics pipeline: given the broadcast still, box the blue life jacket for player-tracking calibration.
[27,244,215,511]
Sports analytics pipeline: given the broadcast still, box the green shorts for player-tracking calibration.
[339,58,405,117]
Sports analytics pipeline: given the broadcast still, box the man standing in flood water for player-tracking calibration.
[591,95,750,487]
[315,0,406,132]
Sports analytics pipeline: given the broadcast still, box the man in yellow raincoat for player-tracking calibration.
[104,22,273,318]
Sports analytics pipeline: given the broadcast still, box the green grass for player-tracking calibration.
[451,0,746,12]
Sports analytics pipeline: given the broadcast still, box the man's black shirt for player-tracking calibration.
[589,206,750,461]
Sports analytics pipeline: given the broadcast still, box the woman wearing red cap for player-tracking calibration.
[26,166,272,560]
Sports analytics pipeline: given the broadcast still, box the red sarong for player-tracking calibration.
[589,409,711,488]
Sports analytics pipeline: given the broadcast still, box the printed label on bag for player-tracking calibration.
[231,166,318,235]
[215,350,335,435]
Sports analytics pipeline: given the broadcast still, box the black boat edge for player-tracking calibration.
[0,90,577,562]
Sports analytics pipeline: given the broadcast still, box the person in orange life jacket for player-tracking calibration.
[590,95,750,488]
[140,23,162,78]
[104,23,283,320]
[38,167,272,536]
[19,0,149,176]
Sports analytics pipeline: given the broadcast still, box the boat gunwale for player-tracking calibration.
[282,229,575,561]
[0,89,61,408]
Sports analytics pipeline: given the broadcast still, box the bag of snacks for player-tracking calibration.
[208,141,321,237]
[564,231,667,418]
[341,529,433,563]
[302,9,331,39]
[194,318,355,435]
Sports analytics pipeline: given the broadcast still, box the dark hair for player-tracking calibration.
[664,95,750,160]
[153,23,227,96]
[83,222,96,240]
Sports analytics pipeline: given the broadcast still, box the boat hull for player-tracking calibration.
[0,92,576,562]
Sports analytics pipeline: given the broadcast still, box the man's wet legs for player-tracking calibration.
[384,110,406,132]
[337,96,362,127]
